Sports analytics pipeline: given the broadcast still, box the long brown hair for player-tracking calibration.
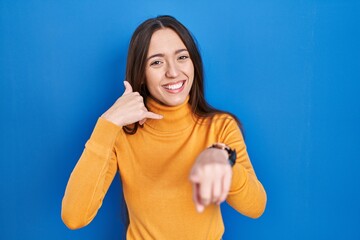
[123,15,241,133]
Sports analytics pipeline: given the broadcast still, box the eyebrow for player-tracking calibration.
[146,48,188,61]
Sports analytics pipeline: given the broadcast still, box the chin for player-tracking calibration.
[162,95,187,107]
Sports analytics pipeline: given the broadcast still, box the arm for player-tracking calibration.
[221,117,267,218]
[61,118,121,229]
[61,81,162,229]
[189,116,266,218]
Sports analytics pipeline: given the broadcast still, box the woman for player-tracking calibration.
[62,15,266,239]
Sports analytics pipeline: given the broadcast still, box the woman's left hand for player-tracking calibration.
[189,147,233,213]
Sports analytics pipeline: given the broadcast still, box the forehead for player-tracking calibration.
[147,28,187,55]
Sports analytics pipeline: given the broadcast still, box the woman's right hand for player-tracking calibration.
[101,81,163,127]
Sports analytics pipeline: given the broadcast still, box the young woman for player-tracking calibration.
[62,15,266,239]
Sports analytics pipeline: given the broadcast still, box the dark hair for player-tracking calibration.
[123,15,241,134]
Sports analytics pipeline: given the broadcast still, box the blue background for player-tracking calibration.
[1,0,359,239]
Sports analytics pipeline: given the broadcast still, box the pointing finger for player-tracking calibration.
[192,182,204,213]
[199,178,212,206]
[190,168,205,212]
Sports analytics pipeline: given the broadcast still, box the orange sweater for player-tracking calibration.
[62,97,266,239]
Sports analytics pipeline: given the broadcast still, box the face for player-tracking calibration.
[145,28,194,106]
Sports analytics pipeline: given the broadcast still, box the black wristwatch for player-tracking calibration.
[209,143,237,167]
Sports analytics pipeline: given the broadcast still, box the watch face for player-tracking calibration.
[229,150,237,167]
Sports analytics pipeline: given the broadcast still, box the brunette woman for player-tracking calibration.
[62,15,266,239]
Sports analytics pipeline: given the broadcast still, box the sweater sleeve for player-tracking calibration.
[218,116,267,218]
[61,117,122,229]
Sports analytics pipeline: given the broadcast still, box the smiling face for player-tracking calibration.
[145,28,194,106]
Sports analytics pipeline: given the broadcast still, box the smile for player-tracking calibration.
[162,80,186,92]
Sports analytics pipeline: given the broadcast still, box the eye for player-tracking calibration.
[178,55,189,61]
[150,60,162,66]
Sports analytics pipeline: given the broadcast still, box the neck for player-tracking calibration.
[145,96,195,132]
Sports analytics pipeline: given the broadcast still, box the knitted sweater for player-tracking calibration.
[62,96,266,239]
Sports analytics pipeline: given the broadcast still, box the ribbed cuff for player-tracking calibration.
[86,117,122,154]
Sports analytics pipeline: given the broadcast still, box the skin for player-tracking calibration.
[101,28,232,213]
[145,28,194,107]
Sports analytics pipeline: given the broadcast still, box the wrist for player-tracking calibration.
[100,113,125,127]
[208,143,237,167]
[211,147,228,162]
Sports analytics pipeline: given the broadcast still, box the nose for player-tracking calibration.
[165,61,179,78]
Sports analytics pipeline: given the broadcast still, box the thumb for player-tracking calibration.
[189,170,201,183]
[123,81,133,95]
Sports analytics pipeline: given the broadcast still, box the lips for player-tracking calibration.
[162,80,186,93]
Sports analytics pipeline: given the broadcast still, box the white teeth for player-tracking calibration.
[164,81,184,90]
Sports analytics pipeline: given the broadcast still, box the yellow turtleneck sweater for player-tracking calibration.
[62,96,266,239]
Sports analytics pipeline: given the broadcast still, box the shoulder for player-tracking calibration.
[196,112,239,128]
[211,113,239,128]
[210,113,244,143]
[211,112,236,121]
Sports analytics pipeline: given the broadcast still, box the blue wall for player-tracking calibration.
[1,0,359,239]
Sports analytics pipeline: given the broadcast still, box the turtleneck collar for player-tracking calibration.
[145,95,195,132]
